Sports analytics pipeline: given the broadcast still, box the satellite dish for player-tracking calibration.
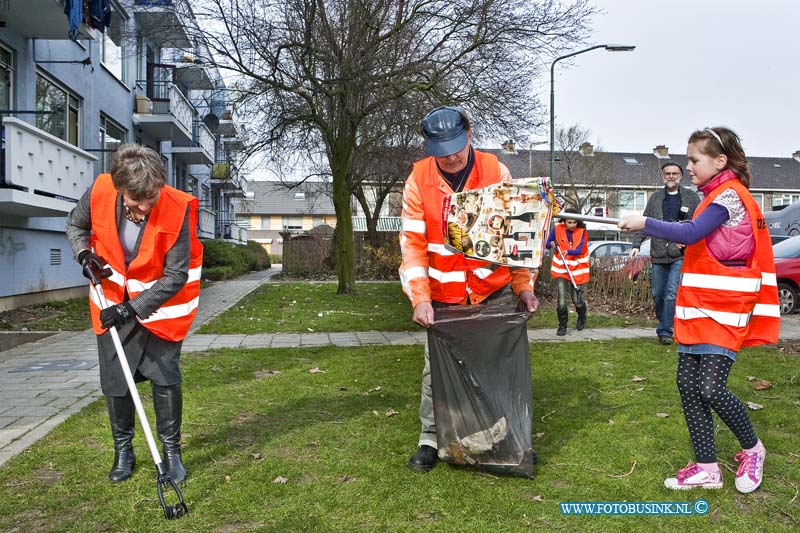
[202,113,219,133]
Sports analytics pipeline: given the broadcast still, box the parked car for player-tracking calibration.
[771,234,792,245]
[586,240,651,281]
[587,240,633,258]
[774,235,800,314]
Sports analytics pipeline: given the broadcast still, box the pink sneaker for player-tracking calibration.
[664,462,723,490]
[734,448,766,493]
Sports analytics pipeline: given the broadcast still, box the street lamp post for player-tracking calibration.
[529,140,548,177]
[549,44,635,184]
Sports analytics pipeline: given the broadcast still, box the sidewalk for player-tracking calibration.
[2,268,799,468]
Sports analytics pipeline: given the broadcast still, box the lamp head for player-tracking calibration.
[605,44,636,52]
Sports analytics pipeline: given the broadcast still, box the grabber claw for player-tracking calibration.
[156,464,188,520]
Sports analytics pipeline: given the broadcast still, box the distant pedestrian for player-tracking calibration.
[630,162,700,345]
[619,127,779,493]
[545,208,589,336]
[66,144,203,483]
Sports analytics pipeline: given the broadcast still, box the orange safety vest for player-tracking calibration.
[675,179,780,351]
[408,151,515,304]
[88,174,204,342]
[550,225,589,285]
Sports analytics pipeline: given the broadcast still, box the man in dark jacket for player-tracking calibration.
[630,162,700,345]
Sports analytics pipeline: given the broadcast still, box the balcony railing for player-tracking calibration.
[198,206,216,239]
[351,216,403,232]
[216,218,248,244]
[134,80,195,141]
[1,116,97,216]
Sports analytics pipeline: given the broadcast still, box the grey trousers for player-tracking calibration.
[417,284,515,448]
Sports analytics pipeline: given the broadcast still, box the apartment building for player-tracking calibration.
[0,0,249,310]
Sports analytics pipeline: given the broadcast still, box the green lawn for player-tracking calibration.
[197,282,655,334]
[0,339,797,531]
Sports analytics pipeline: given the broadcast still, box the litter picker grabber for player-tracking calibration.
[553,242,581,292]
[554,212,621,225]
[86,270,188,520]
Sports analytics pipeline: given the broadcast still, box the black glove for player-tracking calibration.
[100,302,137,329]
[78,250,112,282]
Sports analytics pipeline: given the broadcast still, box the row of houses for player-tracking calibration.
[235,142,800,253]
[0,0,249,310]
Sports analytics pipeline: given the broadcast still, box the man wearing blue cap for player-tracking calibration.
[399,105,539,472]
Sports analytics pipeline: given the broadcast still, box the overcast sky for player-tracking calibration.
[527,0,800,158]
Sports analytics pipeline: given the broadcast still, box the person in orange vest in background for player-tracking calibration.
[619,127,780,493]
[545,208,589,336]
[66,144,203,484]
[399,105,539,473]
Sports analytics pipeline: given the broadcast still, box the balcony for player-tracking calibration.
[133,80,195,143]
[0,0,98,40]
[133,0,194,48]
[1,117,97,217]
[198,205,216,239]
[217,109,241,137]
[220,135,245,152]
[161,48,216,91]
[172,119,214,165]
[217,218,248,245]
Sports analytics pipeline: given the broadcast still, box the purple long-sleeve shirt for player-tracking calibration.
[644,203,729,244]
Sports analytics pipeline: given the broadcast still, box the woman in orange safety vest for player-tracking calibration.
[619,127,779,494]
[546,208,589,336]
[66,144,202,484]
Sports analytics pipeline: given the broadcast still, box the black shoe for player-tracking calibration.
[408,445,438,473]
[109,443,135,483]
[556,325,567,336]
[658,335,673,345]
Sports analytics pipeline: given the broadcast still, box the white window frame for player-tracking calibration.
[0,43,13,111]
[101,1,128,83]
[99,113,127,172]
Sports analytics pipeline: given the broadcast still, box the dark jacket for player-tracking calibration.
[631,186,701,264]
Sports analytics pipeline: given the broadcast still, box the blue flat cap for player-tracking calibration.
[421,106,469,157]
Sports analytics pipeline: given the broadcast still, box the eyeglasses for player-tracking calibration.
[662,172,681,177]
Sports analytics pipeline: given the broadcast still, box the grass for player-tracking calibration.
[0,297,91,331]
[197,281,655,334]
[0,339,798,531]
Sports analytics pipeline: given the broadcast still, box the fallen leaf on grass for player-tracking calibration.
[608,419,615,425]
[753,380,773,390]
[363,386,382,395]
[634,387,644,392]
[631,375,646,382]
[309,367,325,374]
[372,410,380,416]
[273,476,288,484]
[385,409,398,417]
[338,475,354,483]
[531,495,544,502]
[655,413,670,418]
[746,401,764,410]
[251,453,263,461]
[225,475,231,482]
[533,432,545,439]
[746,376,757,381]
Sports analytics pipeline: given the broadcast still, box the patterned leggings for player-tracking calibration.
[676,353,758,463]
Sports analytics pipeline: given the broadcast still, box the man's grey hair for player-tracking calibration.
[109,144,167,198]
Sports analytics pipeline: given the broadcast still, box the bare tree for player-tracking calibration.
[184,0,596,294]
[552,124,617,214]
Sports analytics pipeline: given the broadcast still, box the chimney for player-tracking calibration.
[579,142,594,157]
[793,150,800,162]
[501,140,516,154]
[653,145,669,158]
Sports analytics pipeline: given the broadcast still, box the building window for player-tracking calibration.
[35,73,80,146]
[618,191,646,213]
[0,44,12,111]
[751,193,764,211]
[283,216,303,230]
[773,194,800,208]
[101,7,127,83]
[99,114,126,172]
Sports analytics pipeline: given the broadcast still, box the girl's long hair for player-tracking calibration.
[688,127,751,188]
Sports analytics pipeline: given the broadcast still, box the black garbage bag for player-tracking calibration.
[428,303,535,478]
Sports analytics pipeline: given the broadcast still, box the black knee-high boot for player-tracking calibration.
[576,305,587,331]
[153,384,186,483]
[107,393,136,482]
[556,308,568,336]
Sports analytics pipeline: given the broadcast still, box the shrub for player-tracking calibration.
[201,239,270,281]
[356,239,402,280]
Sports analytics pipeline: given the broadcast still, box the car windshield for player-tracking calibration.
[772,236,800,258]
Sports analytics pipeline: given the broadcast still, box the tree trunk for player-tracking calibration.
[331,164,356,295]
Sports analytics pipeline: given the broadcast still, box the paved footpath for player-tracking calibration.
[2,268,799,468]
